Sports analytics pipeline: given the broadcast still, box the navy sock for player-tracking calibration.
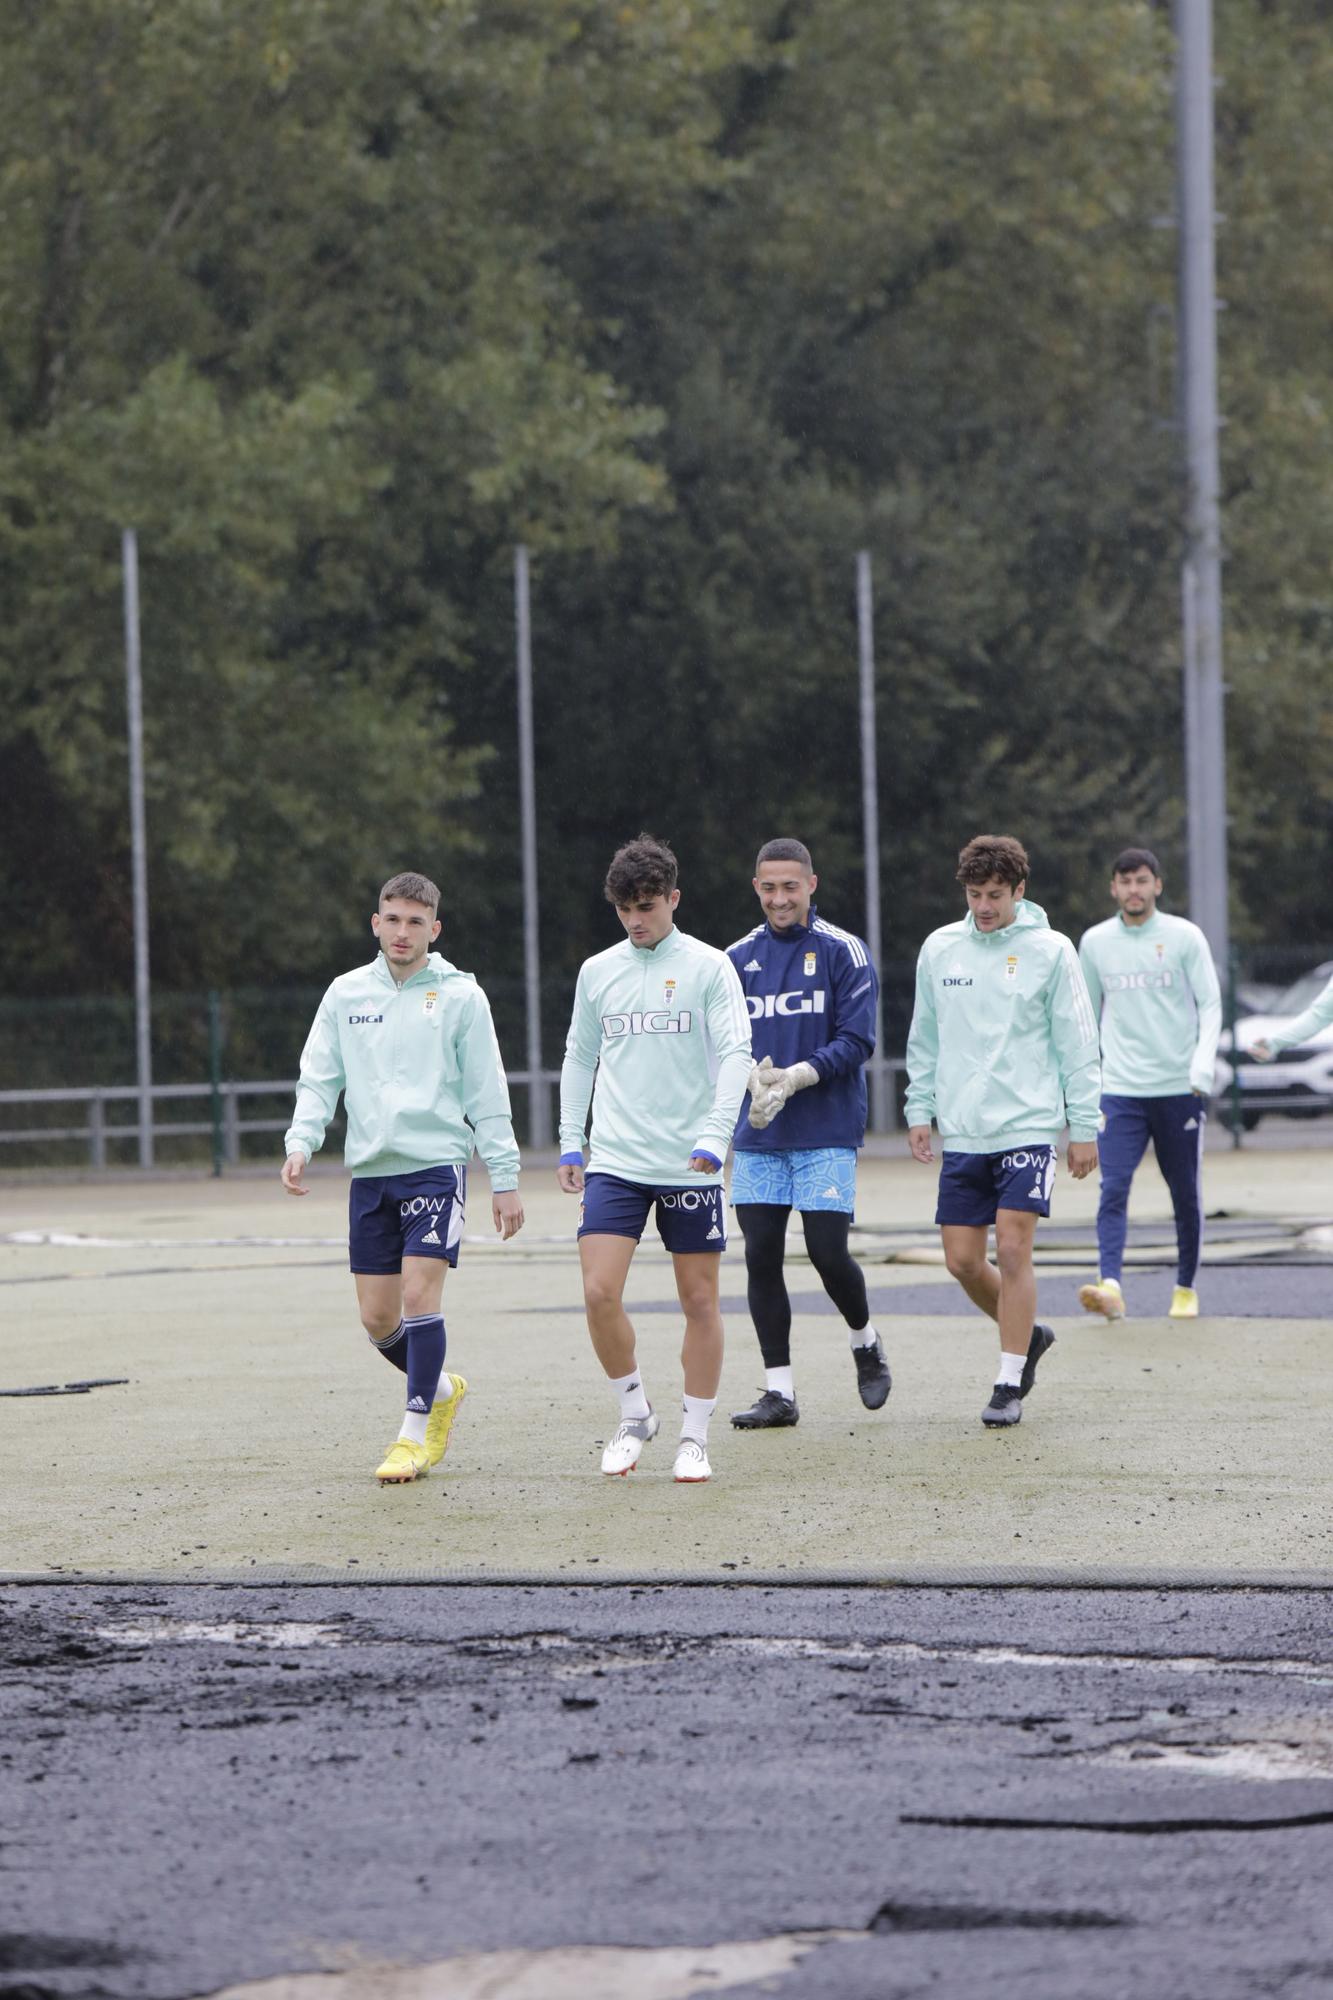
[403,1313,446,1414]
[369,1319,408,1374]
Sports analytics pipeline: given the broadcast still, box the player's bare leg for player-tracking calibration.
[355,1257,447,1342]
[943,1215,1052,1427]
[672,1251,723,1481]
[941,1225,1000,1325]
[581,1234,659,1475]
[579,1233,640,1379]
[992,1210,1039,1356]
[673,1251,724,1398]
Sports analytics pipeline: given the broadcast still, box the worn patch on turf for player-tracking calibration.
[206,1933,841,2000]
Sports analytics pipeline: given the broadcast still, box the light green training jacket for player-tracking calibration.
[1078,910,1221,1096]
[560,927,752,1186]
[905,900,1102,1153]
[284,951,520,1187]
[1266,969,1333,1054]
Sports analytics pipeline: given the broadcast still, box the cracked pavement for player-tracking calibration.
[2,1584,1331,2000]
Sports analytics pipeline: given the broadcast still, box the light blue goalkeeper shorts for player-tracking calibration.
[729,1145,857,1215]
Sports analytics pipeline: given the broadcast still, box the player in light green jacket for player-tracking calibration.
[558,835,752,1483]
[282,871,523,1486]
[1077,847,1221,1324]
[906,835,1101,1430]
[1250,968,1333,1060]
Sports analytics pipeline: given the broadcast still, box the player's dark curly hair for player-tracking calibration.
[955,835,1029,889]
[1111,846,1161,878]
[604,834,678,905]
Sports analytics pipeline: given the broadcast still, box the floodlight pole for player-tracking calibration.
[856,551,888,1132]
[122,527,154,1168]
[514,545,550,1149]
[1175,0,1230,969]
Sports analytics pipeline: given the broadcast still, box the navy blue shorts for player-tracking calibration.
[349,1166,466,1274]
[578,1172,726,1254]
[935,1146,1057,1227]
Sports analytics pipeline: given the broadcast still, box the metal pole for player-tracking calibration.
[1180,560,1206,923]
[1175,0,1230,970]
[856,551,888,1131]
[514,546,549,1149]
[207,990,225,1178]
[122,527,153,1169]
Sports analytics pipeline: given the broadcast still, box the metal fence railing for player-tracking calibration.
[0,1060,918,1172]
[0,1072,559,1172]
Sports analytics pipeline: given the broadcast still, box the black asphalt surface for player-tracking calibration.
[3,1584,1332,2000]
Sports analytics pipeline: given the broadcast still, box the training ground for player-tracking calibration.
[1,1142,1330,2000]
[1,1143,1329,1584]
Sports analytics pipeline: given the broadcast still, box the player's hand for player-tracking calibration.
[907,1124,934,1164]
[557,1161,585,1193]
[687,1152,721,1174]
[281,1153,308,1196]
[1250,1038,1274,1063]
[1067,1140,1099,1180]
[492,1190,524,1239]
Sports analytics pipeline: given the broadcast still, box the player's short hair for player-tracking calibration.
[755,838,813,873]
[604,834,678,905]
[379,871,440,913]
[956,835,1029,889]
[1111,846,1161,879]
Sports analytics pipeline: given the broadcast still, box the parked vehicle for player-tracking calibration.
[1214,961,1333,1130]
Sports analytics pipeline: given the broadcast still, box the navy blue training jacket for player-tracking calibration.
[726,906,879,1152]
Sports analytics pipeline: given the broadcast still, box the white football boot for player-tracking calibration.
[673,1438,712,1483]
[601,1410,660,1476]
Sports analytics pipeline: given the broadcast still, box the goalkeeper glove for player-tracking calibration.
[747,1057,819,1129]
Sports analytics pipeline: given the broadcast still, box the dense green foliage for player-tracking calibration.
[1,0,1329,1049]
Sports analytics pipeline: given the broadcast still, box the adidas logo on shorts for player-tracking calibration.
[421,1228,441,1245]
[821,1185,838,1199]
[706,1225,722,1240]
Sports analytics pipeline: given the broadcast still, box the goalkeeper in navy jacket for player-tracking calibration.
[725,838,891,1428]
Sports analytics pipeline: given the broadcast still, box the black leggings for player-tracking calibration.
[735,1204,870,1369]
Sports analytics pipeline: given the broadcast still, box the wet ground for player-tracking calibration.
[3,1583,1331,2000]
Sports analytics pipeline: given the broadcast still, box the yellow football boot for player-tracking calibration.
[375,1438,430,1485]
[1078,1277,1126,1321]
[425,1373,469,1467]
[1168,1286,1199,1319]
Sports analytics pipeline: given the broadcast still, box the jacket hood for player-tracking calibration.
[371,949,476,988]
[962,898,1050,945]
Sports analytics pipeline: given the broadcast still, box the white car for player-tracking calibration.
[1215,960,1333,1129]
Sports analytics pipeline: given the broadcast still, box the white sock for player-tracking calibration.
[434,1370,454,1404]
[398,1410,429,1445]
[610,1369,651,1421]
[849,1322,879,1350]
[680,1393,717,1444]
[996,1351,1025,1388]
[764,1365,796,1402]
